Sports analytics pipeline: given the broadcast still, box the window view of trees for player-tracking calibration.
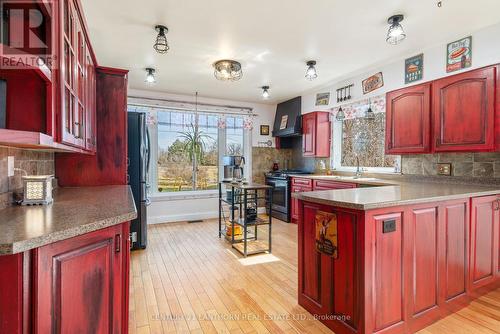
[157,111,219,192]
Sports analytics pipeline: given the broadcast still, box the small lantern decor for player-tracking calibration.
[22,175,54,205]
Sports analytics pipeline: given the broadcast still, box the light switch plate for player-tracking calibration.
[437,163,452,176]
[7,156,15,177]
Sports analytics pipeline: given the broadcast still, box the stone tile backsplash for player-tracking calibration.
[252,147,293,184]
[401,152,500,178]
[0,147,54,209]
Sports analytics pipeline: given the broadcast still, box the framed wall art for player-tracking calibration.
[405,54,423,84]
[362,72,384,94]
[446,36,472,73]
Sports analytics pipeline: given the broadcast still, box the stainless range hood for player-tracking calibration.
[272,96,302,137]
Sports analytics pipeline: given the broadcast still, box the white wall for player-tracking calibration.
[300,23,500,114]
[127,89,277,224]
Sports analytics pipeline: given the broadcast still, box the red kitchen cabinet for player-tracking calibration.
[291,178,313,224]
[34,223,129,334]
[298,202,334,315]
[302,112,331,157]
[385,65,499,154]
[312,179,357,190]
[58,0,97,151]
[386,83,431,154]
[469,196,499,290]
[433,66,496,152]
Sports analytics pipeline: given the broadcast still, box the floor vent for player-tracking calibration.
[187,219,204,224]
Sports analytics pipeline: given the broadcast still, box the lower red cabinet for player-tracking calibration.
[34,223,129,334]
[470,195,500,290]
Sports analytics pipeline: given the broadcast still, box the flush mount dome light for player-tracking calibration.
[153,25,170,54]
[386,14,406,45]
[305,60,318,81]
[213,60,243,81]
[145,68,156,84]
[261,86,270,99]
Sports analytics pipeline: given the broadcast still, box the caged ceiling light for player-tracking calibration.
[386,14,406,45]
[153,25,170,54]
[145,68,156,84]
[213,60,243,81]
[261,86,270,99]
[305,60,318,81]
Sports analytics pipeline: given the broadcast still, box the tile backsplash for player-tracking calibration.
[252,147,293,184]
[0,147,54,209]
[402,152,500,178]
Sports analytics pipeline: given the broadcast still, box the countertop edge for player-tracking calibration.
[2,211,137,256]
[293,187,500,210]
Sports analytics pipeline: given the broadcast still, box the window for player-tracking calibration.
[331,96,400,173]
[128,104,250,194]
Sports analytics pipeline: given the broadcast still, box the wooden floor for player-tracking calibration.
[129,217,500,334]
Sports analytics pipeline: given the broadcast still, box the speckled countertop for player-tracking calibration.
[0,186,137,255]
[292,176,500,210]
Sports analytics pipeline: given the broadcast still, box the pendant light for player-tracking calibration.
[261,86,270,99]
[336,107,345,121]
[305,60,318,80]
[386,15,406,45]
[153,25,170,54]
[145,68,156,84]
[213,60,243,81]
[365,99,375,119]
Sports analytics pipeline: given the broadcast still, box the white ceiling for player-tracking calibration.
[80,0,500,104]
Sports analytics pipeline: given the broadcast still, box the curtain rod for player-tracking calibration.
[128,95,256,116]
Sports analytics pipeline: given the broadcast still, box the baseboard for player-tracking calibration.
[149,207,268,224]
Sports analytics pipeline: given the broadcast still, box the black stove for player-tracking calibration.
[265,170,312,222]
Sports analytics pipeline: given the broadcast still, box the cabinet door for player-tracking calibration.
[34,224,127,334]
[302,113,316,156]
[298,203,332,315]
[433,67,496,152]
[386,83,431,154]
[470,196,499,290]
[291,185,312,223]
[85,44,97,152]
[314,112,331,157]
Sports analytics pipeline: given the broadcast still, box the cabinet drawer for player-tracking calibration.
[292,177,313,187]
[292,185,313,193]
[313,180,357,190]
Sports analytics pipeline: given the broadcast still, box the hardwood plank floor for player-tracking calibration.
[129,217,500,334]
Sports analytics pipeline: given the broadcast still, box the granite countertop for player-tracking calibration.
[292,178,500,210]
[0,185,137,255]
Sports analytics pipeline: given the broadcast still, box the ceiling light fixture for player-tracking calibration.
[261,86,270,99]
[213,60,243,81]
[153,25,170,54]
[305,60,318,81]
[386,14,406,45]
[336,107,345,121]
[365,99,375,119]
[145,68,156,84]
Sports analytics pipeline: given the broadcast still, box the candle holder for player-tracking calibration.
[22,175,54,205]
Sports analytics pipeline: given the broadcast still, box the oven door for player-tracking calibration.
[265,177,290,216]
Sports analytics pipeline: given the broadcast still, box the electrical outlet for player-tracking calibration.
[437,163,452,176]
[7,156,14,177]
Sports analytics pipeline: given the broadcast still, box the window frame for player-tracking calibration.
[128,103,252,198]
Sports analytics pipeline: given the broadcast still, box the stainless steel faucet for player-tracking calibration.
[355,156,362,178]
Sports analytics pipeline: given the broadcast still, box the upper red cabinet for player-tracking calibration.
[58,0,97,152]
[386,83,431,154]
[386,65,499,154]
[433,66,496,152]
[302,111,331,157]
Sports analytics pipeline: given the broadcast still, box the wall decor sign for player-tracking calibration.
[362,72,384,94]
[260,124,270,136]
[315,92,330,106]
[446,36,472,73]
[279,115,288,130]
[315,211,338,258]
[405,54,424,84]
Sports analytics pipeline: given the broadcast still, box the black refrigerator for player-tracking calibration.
[127,112,151,250]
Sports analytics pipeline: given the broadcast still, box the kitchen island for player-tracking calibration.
[293,180,500,334]
[0,186,137,334]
